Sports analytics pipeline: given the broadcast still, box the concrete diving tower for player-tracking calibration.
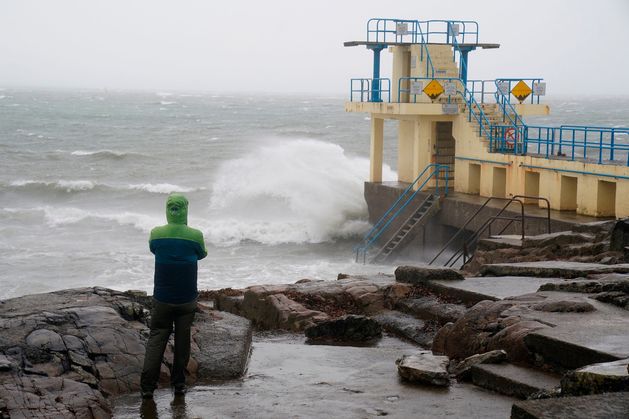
[346,18,629,220]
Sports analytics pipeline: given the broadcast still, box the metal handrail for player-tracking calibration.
[355,163,448,262]
[350,78,391,102]
[429,195,551,267]
[525,125,629,165]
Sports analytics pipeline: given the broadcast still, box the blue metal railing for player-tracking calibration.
[350,78,391,102]
[421,20,479,44]
[495,78,545,105]
[354,164,449,262]
[525,125,629,164]
[466,79,545,105]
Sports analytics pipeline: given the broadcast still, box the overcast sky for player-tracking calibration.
[1,0,628,96]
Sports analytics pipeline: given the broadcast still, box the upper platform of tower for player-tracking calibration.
[344,18,499,50]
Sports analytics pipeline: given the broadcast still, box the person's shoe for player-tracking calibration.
[173,384,186,396]
[141,391,154,399]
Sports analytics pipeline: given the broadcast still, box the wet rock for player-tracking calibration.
[372,311,432,347]
[449,349,507,379]
[192,310,253,381]
[25,329,66,352]
[431,299,550,363]
[511,391,629,419]
[532,300,596,313]
[396,351,450,386]
[610,218,629,252]
[0,287,253,418]
[242,288,329,331]
[522,231,596,248]
[305,315,381,343]
[479,261,629,278]
[395,266,464,283]
[0,376,111,419]
[561,358,629,396]
[396,296,466,325]
[593,291,629,310]
[470,363,561,400]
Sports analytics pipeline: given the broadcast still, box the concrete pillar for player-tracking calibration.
[577,176,598,216]
[412,117,434,190]
[369,117,384,182]
[538,171,561,210]
[398,120,414,182]
[391,46,410,103]
[617,181,629,218]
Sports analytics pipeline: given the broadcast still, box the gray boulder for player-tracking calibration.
[396,351,450,386]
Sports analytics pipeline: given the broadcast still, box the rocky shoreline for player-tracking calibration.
[2,220,629,418]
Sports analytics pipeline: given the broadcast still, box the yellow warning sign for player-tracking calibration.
[511,80,532,103]
[423,80,444,100]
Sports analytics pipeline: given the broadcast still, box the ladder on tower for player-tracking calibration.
[354,163,449,264]
[370,194,440,263]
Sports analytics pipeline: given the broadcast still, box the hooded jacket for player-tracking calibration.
[149,194,207,304]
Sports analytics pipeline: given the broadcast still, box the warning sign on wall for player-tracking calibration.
[511,80,532,103]
[423,80,444,100]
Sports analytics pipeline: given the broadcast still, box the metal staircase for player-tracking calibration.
[370,194,439,263]
[355,163,449,263]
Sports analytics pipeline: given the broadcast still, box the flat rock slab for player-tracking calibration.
[395,266,464,283]
[305,315,382,343]
[114,334,517,419]
[561,358,629,396]
[396,351,450,386]
[511,391,629,419]
[430,276,572,301]
[480,261,629,278]
[524,314,629,369]
[372,311,431,347]
[470,363,561,399]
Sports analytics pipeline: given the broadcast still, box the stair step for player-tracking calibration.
[524,326,627,370]
[512,392,629,419]
[469,363,561,399]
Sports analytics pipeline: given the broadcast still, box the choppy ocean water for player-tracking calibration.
[0,89,627,299]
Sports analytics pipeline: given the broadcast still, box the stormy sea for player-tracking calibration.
[1,89,627,299]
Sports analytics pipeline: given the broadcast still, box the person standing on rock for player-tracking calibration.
[141,193,207,399]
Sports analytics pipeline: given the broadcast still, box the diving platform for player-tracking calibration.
[348,18,628,263]
[343,41,500,49]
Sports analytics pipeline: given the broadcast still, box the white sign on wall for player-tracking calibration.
[410,80,423,95]
[410,55,417,69]
[533,82,547,96]
[448,24,460,37]
[443,103,459,114]
[497,81,510,96]
[444,82,457,96]
[396,23,409,36]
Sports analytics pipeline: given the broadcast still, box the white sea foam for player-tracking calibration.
[159,100,176,105]
[36,206,160,232]
[70,149,131,158]
[205,138,395,245]
[9,179,95,192]
[128,183,197,194]
[7,179,197,194]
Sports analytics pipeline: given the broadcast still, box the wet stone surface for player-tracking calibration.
[112,334,516,419]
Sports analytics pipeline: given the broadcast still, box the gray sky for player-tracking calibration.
[1,0,628,95]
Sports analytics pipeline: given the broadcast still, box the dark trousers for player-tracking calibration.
[140,299,197,392]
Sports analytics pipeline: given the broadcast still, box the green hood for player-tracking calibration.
[166,194,188,225]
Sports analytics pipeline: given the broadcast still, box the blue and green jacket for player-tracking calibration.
[149,194,207,304]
